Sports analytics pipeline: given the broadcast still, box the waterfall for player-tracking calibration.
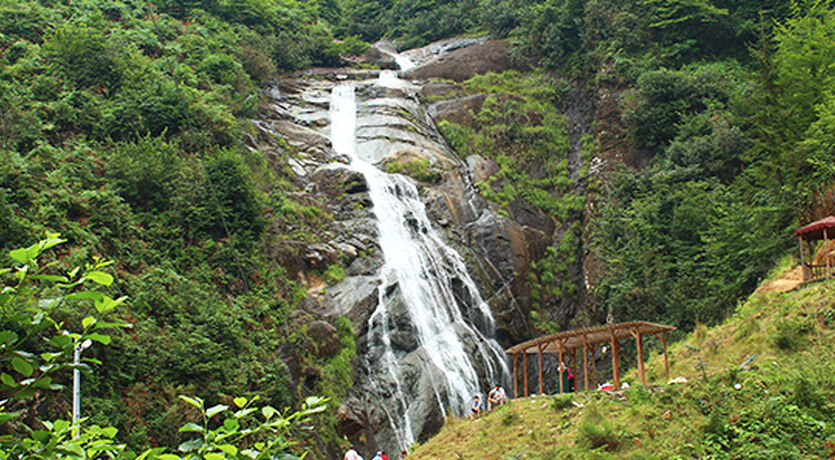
[328,55,509,449]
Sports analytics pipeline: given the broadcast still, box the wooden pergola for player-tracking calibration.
[796,216,835,283]
[505,321,676,398]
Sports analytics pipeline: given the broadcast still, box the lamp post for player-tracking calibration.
[72,338,92,438]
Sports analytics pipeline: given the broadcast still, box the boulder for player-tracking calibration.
[311,164,369,198]
[306,320,342,358]
[428,94,487,127]
[405,40,527,82]
[466,154,500,184]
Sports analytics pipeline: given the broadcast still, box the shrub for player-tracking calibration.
[576,406,622,452]
[772,318,811,351]
[551,394,574,411]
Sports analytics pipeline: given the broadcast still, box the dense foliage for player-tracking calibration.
[0,0,357,453]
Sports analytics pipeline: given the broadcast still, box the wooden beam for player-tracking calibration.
[636,330,646,385]
[611,328,620,389]
[662,331,670,380]
[583,335,589,392]
[523,351,528,398]
[558,348,564,394]
[538,343,544,396]
[513,353,518,399]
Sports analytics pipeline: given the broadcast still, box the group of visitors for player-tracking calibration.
[344,448,408,460]
[469,383,507,418]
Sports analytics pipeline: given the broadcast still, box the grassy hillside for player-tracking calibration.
[409,261,835,459]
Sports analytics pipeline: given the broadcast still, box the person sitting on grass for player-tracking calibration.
[469,395,483,419]
[487,384,506,411]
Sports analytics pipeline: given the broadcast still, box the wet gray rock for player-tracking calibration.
[311,164,368,198]
[321,276,381,334]
[466,154,500,184]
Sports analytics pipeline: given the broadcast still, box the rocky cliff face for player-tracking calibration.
[250,39,583,454]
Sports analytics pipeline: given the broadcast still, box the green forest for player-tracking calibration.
[1,0,834,457]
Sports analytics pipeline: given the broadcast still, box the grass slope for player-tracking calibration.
[410,259,835,459]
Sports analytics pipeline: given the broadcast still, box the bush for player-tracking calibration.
[551,394,574,411]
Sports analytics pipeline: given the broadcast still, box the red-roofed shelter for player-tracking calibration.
[795,216,835,282]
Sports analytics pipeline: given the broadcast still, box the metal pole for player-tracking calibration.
[72,343,81,438]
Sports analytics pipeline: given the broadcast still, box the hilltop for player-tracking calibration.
[409,261,835,459]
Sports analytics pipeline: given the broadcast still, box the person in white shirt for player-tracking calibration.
[487,383,506,411]
[344,447,364,460]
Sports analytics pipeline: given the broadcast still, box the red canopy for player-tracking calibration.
[795,216,835,240]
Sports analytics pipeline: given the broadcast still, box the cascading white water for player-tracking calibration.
[329,56,509,449]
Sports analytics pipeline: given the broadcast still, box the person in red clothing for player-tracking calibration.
[381,451,389,460]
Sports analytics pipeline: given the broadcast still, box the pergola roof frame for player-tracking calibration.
[507,321,676,398]
[505,321,675,355]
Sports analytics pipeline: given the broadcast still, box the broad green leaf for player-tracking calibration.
[65,291,105,302]
[217,444,238,456]
[0,268,11,275]
[94,295,127,314]
[102,426,118,438]
[233,397,247,408]
[32,376,52,389]
[156,455,181,460]
[40,236,66,250]
[29,274,69,282]
[0,330,18,345]
[9,248,30,264]
[205,453,225,460]
[11,356,33,377]
[82,316,97,329]
[179,422,204,433]
[178,437,204,453]
[179,395,204,410]
[48,335,72,348]
[222,418,239,432]
[85,271,114,286]
[86,332,111,345]
[261,406,277,420]
[1,373,18,388]
[206,404,229,419]
[53,419,70,432]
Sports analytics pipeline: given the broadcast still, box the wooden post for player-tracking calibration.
[537,343,544,396]
[611,328,620,389]
[583,336,590,392]
[662,331,670,380]
[570,349,577,392]
[799,236,808,282]
[523,352,528,398]
[825,228,831,278]
[558,348,564,394]
[636,331,646,385]
[513,353,518,399]
[591,344,598,389]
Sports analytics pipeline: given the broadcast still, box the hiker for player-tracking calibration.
[400,449,409,458]
[381,451,389,460]
[469,395,483,418]
[344,447,364,460]
[487,383,506,411]
[559,362,575,393]
[371,452,383,460]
